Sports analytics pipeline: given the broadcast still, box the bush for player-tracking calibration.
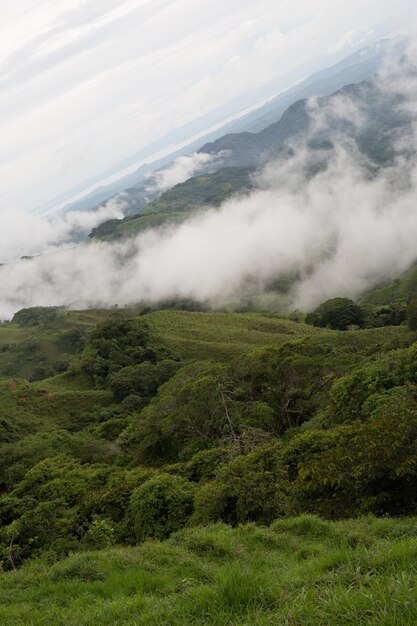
[108,360,180,402]
[12,306,61,326]
[83,517,115,549]
[305,298,364,330]
[361,303,407,328]
[288,385,417,518]
[193,442,288,526]
[80,313,176,387]
[129,474,196,542]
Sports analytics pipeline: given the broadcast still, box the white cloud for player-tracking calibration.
[2,144,417,319]
[0,199,125,265]
[2,46,417,318]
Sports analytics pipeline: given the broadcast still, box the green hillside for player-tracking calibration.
[89,167,253,241]
[1,305,417,625]
[146,309,412,362]
[0,309,109,381]
[3,307,411,381]
[361,262,417,305]
[2,515,417,625]
[0,308,321,380]
[147,310,320,361]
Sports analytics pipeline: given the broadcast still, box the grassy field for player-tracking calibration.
[0,377,112,441]
[1,515,417,625]
[1,308,414,380]
[0,309,318,378]
[146,310,321,361]
[146,309,415,364]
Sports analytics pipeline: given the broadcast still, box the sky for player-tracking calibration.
[0,0,415,215]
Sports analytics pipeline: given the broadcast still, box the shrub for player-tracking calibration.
[305,298,364,330]
[129,474,197,542]
[83,517,115,549]
[12,306,61,326]
[108,360,180,402]
[193,442,288,526]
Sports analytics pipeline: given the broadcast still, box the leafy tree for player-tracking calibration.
[108,360,180,402]
[193,442,288,526]
[129,474,196,542]
[293,386,417,517]
[327,345,417,424]
[361,303,406,328]
[12,306,61,326]
[305,298,364,330]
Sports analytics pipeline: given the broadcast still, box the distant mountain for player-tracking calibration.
[59,188,116,215]
[199,78,409,167]
[52,38,398,219]
[211,38,402,136]
[89,71,413,243]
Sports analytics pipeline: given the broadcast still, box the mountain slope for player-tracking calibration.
[200,79,409,167]
[361,261,417,305]
[219,38,399,135]
[90,74,411,243]
[89,167,254,240]
[53,39,396,220]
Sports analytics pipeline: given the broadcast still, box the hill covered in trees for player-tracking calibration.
[0,298,417,622]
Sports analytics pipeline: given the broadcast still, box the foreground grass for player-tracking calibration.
[1,515,417,625]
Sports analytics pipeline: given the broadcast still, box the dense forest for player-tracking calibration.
[1,287,417,622]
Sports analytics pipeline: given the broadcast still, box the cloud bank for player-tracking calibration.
[1,148,417,319]
[0,199,125,265]
[1,50,417,319]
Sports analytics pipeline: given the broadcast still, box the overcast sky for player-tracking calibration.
[0,0,415,214]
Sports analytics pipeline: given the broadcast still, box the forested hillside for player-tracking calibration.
[0,303,416,554]
[0,301,417,622]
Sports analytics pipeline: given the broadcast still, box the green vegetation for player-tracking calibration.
[305,296,407,331]
[89,167,253,241]
[146,310,321,361]
[1,303,417,623]
[2,516,417,625]
[305,297,364,330]
[361,261,417,306]
[0,308,110,381]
